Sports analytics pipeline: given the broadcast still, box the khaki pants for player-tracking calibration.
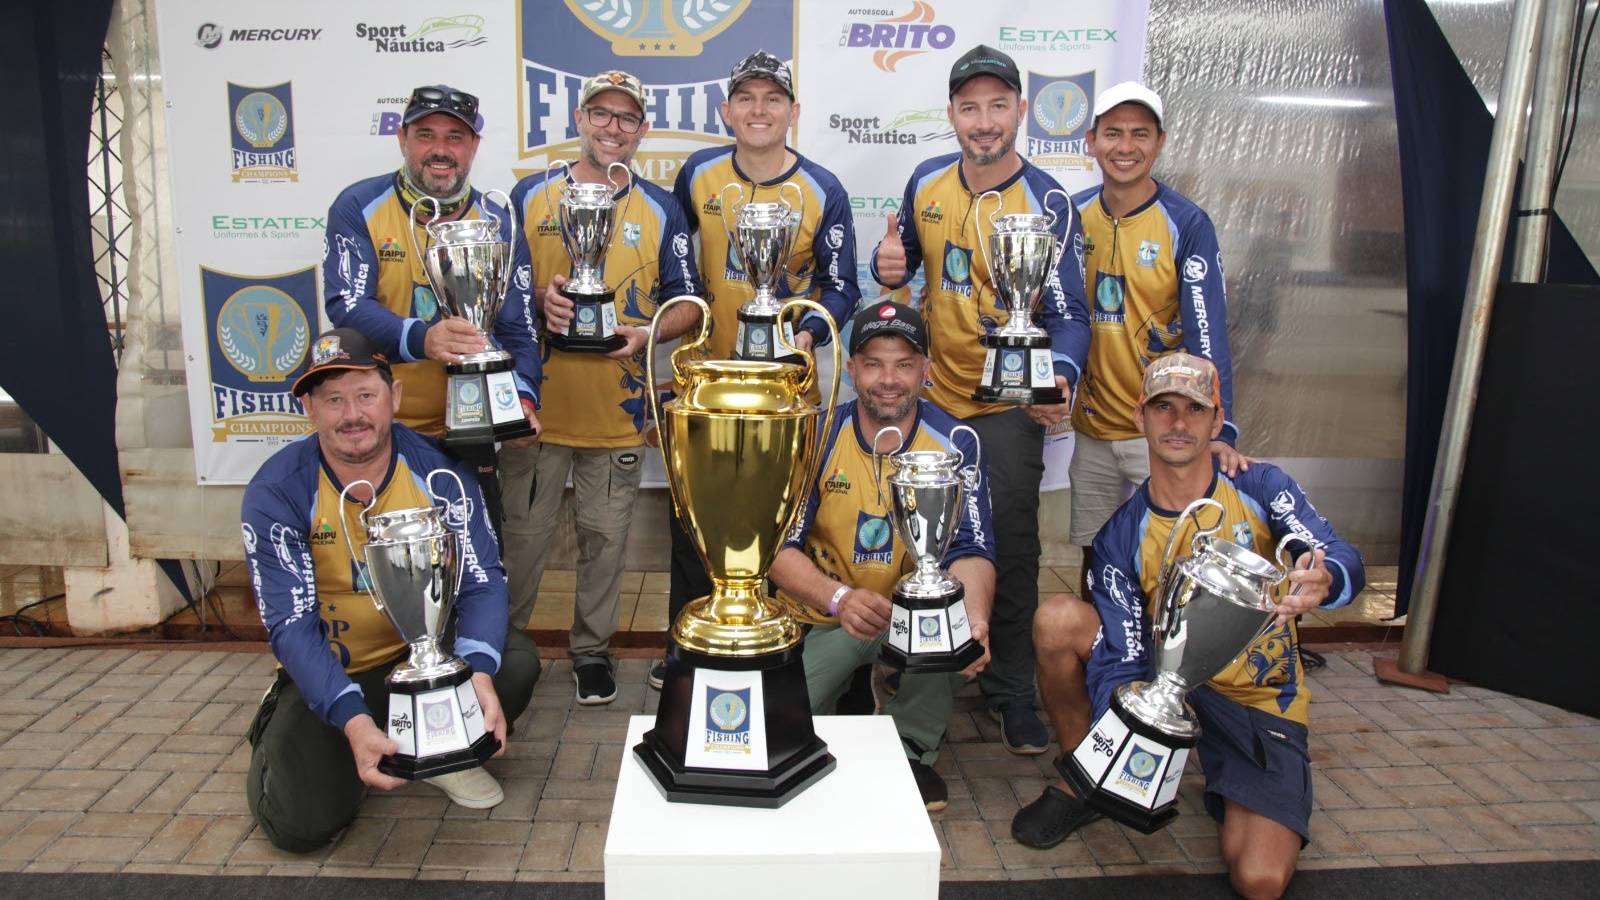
[499,442,644,664]
[1067,434,1150,546]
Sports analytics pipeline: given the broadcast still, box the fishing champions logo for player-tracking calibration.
[201,266,318,443]
[1027,71,1095,170]
[516,0,794,187]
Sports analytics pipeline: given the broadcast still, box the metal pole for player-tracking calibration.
[1399,0,1546,674]
[1511,0,1580,281]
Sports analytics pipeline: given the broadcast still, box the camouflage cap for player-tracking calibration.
[579,70,646,111]
[1139,352,1220,409]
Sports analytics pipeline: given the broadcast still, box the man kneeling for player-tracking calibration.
[241,329,542,851]
[1013,354,1364,900]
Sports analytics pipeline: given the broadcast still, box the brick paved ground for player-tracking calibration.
[0,645,1592,882]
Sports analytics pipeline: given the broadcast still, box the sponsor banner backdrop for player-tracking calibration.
[158,1,1144,484]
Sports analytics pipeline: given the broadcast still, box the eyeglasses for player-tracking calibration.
[583,106,644,134]
[406,87,479,120]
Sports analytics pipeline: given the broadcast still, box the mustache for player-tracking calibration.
[421,155,457,169]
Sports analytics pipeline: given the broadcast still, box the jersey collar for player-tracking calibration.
[1096,178,1166,222]
[850,399,924,455]
[730,146,803,187]
[1138,455,1221,519]
[317,430,401,508]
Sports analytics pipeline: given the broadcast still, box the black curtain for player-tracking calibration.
[1431,284,1597,716]
[0,1,190,600]
[1384,0,1598,616]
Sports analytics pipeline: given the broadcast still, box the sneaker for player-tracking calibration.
[648,657,667,691]
[908,759,948,812]
[990,705,1049,755]
[424,766,504,809]
[1011,784,1101,849]
[574,661,617,705]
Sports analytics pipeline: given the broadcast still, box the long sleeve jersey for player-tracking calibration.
[1086,461,1364,726]
[510,169,701,447]
[241,426,510,729]
[323,173,541,437]
[780,399,995,624]
[1071,181,1238,445]
[673,146,860,357]
[871,152,1091,419]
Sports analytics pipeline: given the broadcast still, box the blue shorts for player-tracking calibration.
[1191,685,1312,845]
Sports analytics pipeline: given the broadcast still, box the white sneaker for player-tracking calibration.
[424,766,504,809]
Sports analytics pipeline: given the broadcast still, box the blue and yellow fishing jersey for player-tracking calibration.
[779,399,995,625]
[241,425,509,729]
[872,152,1091,419]
[1086,462,1364,726]
[510,170,700,448]
[1071,181,1237,444]
[672,146,860,358]
[323,173,541,438]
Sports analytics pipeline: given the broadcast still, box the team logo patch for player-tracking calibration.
[1093,272,1126,325]
[827,223,845,249]
[852,510,894,565]
[412,284,439,321]
[228,82,297,183]
[1026,70,1096,170]
[940,241,972,297]
[623,222,642,247]
[1183,254,1207,283]
[1137,239,1160,268]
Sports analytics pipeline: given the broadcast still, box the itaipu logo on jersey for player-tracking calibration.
[854,510,894,566]
[378,236,405,262]
[516,1,792,187]
[703,686,752,753]
[941,241,973,297]
[824,466,851,495]
[202,265,317,443]
[228,82,297,183]
[1026,70,1095,170]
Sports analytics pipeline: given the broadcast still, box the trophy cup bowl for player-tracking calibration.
[1062,498,1296,832]
[550,161,633,353]
[722,182,805,362]
[875,426,987,673]
[339,470,500,779]
[632,295,842,808]
[411,192,533,447]
[971,191,1069,406]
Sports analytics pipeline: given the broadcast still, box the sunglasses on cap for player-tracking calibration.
[406,86,479,120]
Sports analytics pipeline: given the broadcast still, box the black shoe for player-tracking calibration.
[908,758,948,812]
[647,657,666,690]
[1011,785,1101,849]
[990,705,1049,755]
[574,662,617,705]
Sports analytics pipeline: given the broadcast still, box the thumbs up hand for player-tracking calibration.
[875,213,907,286]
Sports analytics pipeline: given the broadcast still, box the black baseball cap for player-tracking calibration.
[728,49,794,99]
[402,84,482,134]
[849,300,929,356]
[948,44,1022,98]
[292,328,392,397]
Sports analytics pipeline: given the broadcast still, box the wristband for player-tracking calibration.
[827,584,849,618]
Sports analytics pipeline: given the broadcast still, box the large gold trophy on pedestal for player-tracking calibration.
[633,295,840,808]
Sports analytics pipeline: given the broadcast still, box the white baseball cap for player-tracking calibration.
[1093,82,1164,126]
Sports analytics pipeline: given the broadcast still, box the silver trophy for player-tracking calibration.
[720,182,805,362]
[549,160,633,353]
[338,469,500,779]
[971,189,1069,405]
[872,424,986,672]
[410,191,533,447]
[1062,498,1296,833]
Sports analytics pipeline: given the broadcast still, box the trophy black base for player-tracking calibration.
[1058,691,1197,834]
[971,335,1065,406]
[444,365,534,449]
[734,312,802,365]
[631,642,836,809]
[378,667,502,781]
[879,584,985,673]
[550,287,626,354]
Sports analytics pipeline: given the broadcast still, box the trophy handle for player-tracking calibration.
[1040,187,1071,232]
[718,182,744,241]
[777,297,842,534]
[607,161,636,233]
[1158,497,1225,573]
[424,467,470,520]
[950,423,982,490]
[336,479,379,602]
[646,294,713,514]
[544,160,570,253]
[973,189,1003,308]
[779,180,806,251]
[870,425,905,511]
[1272,533,1303,588]
[482,188,517,310]
[407,195,442,280]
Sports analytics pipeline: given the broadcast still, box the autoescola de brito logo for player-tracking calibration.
[839,2,955,72]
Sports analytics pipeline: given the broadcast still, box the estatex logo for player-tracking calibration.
[840,2,955,72]
[996,25,1119,53]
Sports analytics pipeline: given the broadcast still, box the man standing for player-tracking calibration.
[1069,82,1242,598]
[1013,354,1363,900]
[873,45,1090,755]
[323,85,542,534]
[769,300,993,811]
[500,71,701,705]
[242,328,541,851]
[661,50,861,688]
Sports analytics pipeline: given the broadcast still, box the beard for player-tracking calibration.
[859,389,917,426]
[957,121,1019,166]
[408,155,467,198]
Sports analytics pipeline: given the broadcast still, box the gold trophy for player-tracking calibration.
[633,295,841,808]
